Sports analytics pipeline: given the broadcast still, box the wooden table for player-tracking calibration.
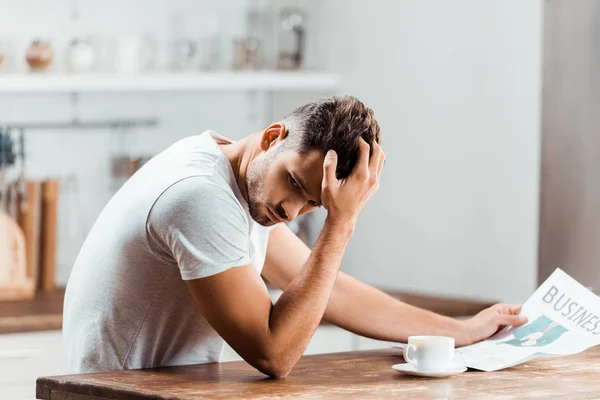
[37,346,600,399]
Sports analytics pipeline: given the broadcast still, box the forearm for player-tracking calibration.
[324,273,467,344]
[265,218,354,368]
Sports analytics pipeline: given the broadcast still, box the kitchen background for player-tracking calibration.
[2,0,599,399]
[0,0,543,303]
[0,0,334,292]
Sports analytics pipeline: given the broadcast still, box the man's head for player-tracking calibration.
[246,95,381,227]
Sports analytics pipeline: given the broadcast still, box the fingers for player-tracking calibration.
[352,138,370,179]
[508,305,523,315]
[369,140,383,177]
[377,145,385,186]
[499,313,528,327]
[322,150,338,188]
[497,304,523,315]
[376,145,386,179]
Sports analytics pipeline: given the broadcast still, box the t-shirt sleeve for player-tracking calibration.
[146,176,251,280]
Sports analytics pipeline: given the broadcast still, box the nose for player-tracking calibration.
[282,198,304,221]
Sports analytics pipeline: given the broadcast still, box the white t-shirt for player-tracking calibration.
[63,131,272,373]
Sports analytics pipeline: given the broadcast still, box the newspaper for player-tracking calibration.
[453,268,600,371]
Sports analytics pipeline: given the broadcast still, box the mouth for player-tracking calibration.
[266,206,284,224]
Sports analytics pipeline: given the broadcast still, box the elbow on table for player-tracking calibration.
[254,353,296,379]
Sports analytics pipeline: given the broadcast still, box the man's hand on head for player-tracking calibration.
[321,138,385,228]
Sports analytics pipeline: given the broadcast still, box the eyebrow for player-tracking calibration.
[292,172,322,206]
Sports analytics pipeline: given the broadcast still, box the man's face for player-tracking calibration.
[246,147,325,227]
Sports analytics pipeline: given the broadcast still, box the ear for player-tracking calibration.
[259,122,288,151]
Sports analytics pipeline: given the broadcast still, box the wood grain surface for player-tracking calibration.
[37,346,600,399]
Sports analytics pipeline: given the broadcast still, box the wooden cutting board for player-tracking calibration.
[0,210,34,301]
[17,181,40,292]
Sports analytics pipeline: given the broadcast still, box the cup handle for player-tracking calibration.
[403,344,418,367]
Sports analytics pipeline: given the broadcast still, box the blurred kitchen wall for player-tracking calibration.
[312,0,543,303]
[0,0,546,303]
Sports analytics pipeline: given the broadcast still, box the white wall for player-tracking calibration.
[313,0,543,303]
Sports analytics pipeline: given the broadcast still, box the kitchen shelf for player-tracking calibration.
[0,71,342,93]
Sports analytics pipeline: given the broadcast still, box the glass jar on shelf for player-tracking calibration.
[167,13,199,71]
[25,39,54,72]
[232,5,271,70]
[277,7,306,70]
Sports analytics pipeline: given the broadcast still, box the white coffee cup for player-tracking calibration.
[403,336,455,372]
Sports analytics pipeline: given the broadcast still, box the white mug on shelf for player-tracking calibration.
[112,35,156,73]
[66,38,97,73]
[403,336,455,372]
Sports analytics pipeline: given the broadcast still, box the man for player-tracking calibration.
[63,95,527,377]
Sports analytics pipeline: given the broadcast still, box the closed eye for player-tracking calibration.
[288,174,300,190]
[289,172,321,208]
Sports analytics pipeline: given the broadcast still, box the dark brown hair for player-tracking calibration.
[282,95,381,179]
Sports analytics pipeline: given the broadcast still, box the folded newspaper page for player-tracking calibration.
[454,268,600,371]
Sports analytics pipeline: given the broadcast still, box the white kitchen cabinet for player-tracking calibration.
[354,336,400,351]
[304,325,355,355]
[0,330,65,400]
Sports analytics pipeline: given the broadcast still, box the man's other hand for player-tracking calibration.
[458,304,528,347]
